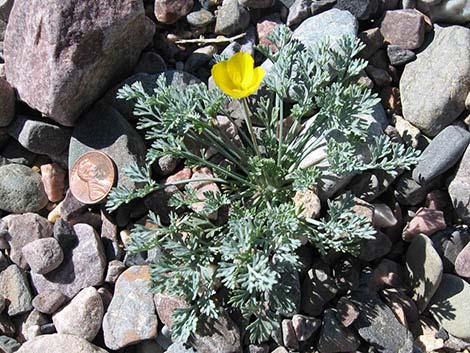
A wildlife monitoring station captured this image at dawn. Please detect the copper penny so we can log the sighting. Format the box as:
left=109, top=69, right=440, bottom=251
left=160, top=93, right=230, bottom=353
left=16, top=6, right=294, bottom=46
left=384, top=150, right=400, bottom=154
left=69, top=151, right=116, bottom=204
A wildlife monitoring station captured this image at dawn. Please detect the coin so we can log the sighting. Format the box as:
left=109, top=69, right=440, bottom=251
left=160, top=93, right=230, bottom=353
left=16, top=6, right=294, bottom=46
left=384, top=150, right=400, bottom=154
left=69, top=151, right=116, bottom=204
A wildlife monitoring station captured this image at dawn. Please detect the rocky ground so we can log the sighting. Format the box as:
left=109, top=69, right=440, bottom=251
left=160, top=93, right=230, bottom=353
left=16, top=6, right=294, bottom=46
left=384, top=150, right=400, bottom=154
left=0, top=0, right=469, bottom=353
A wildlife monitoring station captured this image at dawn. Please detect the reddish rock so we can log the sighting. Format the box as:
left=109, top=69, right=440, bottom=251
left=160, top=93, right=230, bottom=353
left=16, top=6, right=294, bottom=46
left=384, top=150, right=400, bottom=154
left=3, top=213, right=53, bottom=269
left=365, top=65, right=392, bottom=87
left=31, top=223, right=106, bottom=298
left=358, top=27, right=384, bottom=59
left=256, top=15, right=282, bottom=53
left=402, top=207, right=446, bottom=241
left=190, top=167, right=220, bottom=220
left=165, top=167, right=192, bottom=186
left=154, top=293, right=188, bottom=329
left=455, top=242, right=470, bottom=278
left=154, top=0, right=194, bottom=24
left=40, top=163, right=66, bottom=203
left=380, top=9, right=425, bottom=50
left=4, top=0, right=155, bottom=126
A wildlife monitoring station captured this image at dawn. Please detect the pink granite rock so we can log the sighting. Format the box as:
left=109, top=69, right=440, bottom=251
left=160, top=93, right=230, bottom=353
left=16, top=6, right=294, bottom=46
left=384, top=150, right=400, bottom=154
left=40, top=163, right=66, bottom=203
left=380, top=9, right=425, bottom=50
left=4, top=0, right=155, bottom=126
left=155, top=0, right=194, bottom=24
left=402, top=207, right=446, bottom=241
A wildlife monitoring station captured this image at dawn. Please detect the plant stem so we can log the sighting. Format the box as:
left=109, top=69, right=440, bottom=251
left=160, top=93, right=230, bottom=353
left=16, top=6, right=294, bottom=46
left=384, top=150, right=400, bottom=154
left=241, top=98, right=261, bottom=157
left=277, top=94, right=284, bottom=166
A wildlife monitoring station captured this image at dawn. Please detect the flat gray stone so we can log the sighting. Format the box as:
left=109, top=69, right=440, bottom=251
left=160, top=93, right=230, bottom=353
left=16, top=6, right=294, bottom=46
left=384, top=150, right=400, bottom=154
left=214, top=0, right=250, bottom=36
left=8, top=116, right=70, bottom=158
left=0, top=264, right=33, bottom=316
left=400, top=25, right=470, bottom=136
left=102, top=266, right=158, bottom=350
left=16, top=334, right=109, bottom=353
left=351, top=293, right=414, bottom=353
left=31, top=223, right=106, bottom=298
left=406, top=234, right=443, bottom=313
left=293, top=8, right=358, bottom=49
left=317, top=308, right=360, bottom=353
left=429, top=274, right=470, bottom=341
left=0, top=164, right=48, bottom=213
left=190, top=311, right=241, bottom=353
left=412, top=125, right=470, bottom=185
left=69, top=101, right=146, bottom=191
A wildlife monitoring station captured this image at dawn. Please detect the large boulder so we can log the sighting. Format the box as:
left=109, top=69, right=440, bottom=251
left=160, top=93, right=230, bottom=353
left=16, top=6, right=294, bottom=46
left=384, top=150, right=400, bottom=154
left=400, top=25, right=470, bottom=136
left=4, top=0, right=155, bottom=126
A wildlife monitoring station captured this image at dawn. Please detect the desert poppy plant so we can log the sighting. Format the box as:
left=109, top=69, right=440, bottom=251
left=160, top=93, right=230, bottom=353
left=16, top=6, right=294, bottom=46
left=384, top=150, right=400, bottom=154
left=211, top=52, right=265, bottom=99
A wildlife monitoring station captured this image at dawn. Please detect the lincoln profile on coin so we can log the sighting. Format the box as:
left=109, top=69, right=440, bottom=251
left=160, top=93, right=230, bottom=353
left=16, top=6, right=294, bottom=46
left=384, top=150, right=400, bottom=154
left=77, top=157, right=113, bottom=201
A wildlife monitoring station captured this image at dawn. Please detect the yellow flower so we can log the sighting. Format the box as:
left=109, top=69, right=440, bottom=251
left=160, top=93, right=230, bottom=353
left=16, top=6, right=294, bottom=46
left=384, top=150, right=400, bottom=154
left=211, top=52, right=265, bottom=99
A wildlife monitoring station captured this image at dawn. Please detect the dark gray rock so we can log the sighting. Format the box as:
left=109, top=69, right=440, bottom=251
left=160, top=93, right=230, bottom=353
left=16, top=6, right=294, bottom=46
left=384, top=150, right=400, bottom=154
left=406, top=234, right=443, bottom=313
left=31, top=223, right=106, bottom=298
left=69, top=101, right=146, bottom=191
left=400, top=25, right=470, bottom=136
left=335, top=0, right=378, bottom=20
left=277, top=269, right=301, bottom=317
left=387, top=45, right=416, bottom=66
left=394, top=172, right=430, bottom=206
left=8, top=116, right=70, bottom=158
left=4, top=0, right=155, bottom=126
left=301, top=263, right=338, bottom=316
left=291, top=314, right=320, bottom=342
left=349, top=169, right=396, bottom=202
left=318, top=308, right=360, bottom=353
left=359, top=231, right=392, bottom=262
left=351, top=293, right=414, bottom=353
left=134, top=51, right=167, bottom=74
left=429, top=274, right=470, bottom=341
left=0, top=264, right=33, bottom=316
left=214, top=0, right=250, bottom=36
left=0, top=164, right=48, bottom=213
left=0, top=77, right=14, bottom=128
left=239, top=0, right=274, bottom=8
left=190, top=311, right=241, bottom=353
left=22, top=238, right=63, bottom=274
left=412, top=125, right=470, bottom=185
left=449, top=145, right=470, bottom=225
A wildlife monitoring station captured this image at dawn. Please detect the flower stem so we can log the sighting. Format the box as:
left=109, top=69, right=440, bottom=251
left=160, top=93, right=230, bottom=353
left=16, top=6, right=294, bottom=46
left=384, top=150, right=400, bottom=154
left=241, top=98, right=261, bottom=157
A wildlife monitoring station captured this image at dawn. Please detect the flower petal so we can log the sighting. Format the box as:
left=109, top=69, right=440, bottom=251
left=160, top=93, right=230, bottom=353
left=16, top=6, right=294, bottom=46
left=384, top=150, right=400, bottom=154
left=243, top=66, right=265, bottom=96
left=227, top=52, right=254, bottom=89
left=211, top=61, right=236, bottom=96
